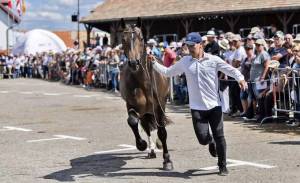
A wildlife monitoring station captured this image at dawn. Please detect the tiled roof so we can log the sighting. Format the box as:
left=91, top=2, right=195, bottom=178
left=81, top=0, right=300, bottom=23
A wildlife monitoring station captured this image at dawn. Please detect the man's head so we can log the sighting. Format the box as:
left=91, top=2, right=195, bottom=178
left=206, top=30, right=216, bottom=43
left=185, top=32, right=203, bottom=57
left=284, top=34, right=293, bottom=45
left=232, top=34, right=242, bottom=48
left=273, top=31, right=284, bottom=47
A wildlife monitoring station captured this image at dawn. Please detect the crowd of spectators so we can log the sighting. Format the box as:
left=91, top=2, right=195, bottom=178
left=1, top=25, right=300, bottom=125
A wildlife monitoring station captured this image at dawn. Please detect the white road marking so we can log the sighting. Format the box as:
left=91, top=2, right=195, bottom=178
left=0, top=91, right=10, bottom=94
left=73, top=94, right=94, bottom=98
left=27, top=135, right=86, bottom=143
left=94, top=144, right=162, bottom=154
left=19, top=91, right=34, bottom=95
left=227, top=159, right=277, bottom=169
left=1, top=126, right=33, bottom=132
left=43, top=93, right=63, bottom=96
left=199, top=159, right=276, bottom=171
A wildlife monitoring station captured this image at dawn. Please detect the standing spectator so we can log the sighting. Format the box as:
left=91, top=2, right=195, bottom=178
left=229, top=34, right=246, bottom=116
left=14, top=56, right=21, bottom=78
left=163, top=45, right=177, bottom=67
left=6, top=55, right=14, bottom=79
left=204, top=30, right=220, bottom=55
left=249, top=39, right=270, bottom=122
left=240, top=44, right=255, bottom=117
left=147, top=39, right=162, bottom=59
left=42, top=53, right=49, bottom=80
left=283, top=34, right=295, bottom=64
left=268, top=31, right=288, bottom=68
left=108, top=49, right=120, bottom=93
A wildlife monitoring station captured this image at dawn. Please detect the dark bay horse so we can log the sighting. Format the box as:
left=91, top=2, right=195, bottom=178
left=119, top=18, right=173, bottom=170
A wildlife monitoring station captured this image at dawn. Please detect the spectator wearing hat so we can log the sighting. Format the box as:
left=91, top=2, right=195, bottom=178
left=204, top=30, right=220, bottom=55
left=268, top=31, right=289, bottom=68
left=248, top=39, right=271, bottom=122
left=240, top=44, right=255, bottom=117
left=147, top=39, right=162, bottom=59
left=149, top=32, right=247, bottom=176
left=229, top=34, right=246, bottom=116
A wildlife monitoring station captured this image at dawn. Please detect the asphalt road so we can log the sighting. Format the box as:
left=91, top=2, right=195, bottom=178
left=0, top=78, right=299, bottom=183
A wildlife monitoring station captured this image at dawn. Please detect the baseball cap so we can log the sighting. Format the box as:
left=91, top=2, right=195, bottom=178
left=185, top=32, right=202, bottom=46
left=274, top=31, right=284, bottom=39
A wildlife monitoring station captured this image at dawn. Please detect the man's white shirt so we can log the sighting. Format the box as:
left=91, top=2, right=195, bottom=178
left=152, top=53, right=244, bottom=110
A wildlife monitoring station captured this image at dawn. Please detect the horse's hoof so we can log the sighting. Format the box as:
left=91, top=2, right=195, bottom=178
left=163, top=161, right=174, bottom=171
left=147, top=150, right=156, bottom=159
left=136, top=139, right=147, bottom=151
left=155, top=138, right=163, bottom=150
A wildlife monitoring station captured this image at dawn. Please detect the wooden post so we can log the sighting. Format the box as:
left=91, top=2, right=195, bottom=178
left=84, top=24, right=92, bottom=47
left=225, top=15, right=240, bottom=32
left=277, top=12, right=295, bottom=33
left=181, top=18, right=193, bottom=35
left=110, top=22, right=119, bottom=47
left=144, top=20, right=154, bottom=40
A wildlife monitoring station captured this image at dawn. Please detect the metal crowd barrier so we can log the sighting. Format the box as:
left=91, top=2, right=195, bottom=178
left=260, top=67, right=300, bottom=126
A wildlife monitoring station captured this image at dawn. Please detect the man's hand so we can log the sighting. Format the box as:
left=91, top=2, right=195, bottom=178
left=147, top=54, right=156, bottom=63
left=239, top=80, right=248, bottom=91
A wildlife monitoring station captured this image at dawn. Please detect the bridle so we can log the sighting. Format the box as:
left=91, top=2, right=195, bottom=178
left=123, top=27, right=144, bottom=68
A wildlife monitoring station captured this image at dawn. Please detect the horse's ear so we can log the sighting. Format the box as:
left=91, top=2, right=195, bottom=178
left=121, top=18, right=126, bottom=29
left=136, top=17, right=142, bottom=28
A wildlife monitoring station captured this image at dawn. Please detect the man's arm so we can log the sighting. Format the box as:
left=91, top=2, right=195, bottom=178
left=216, top=57, right=247, bottom=90
left=150, top=55, right=185, bottom=77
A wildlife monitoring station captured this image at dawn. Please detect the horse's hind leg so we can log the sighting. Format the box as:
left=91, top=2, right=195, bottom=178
left=127, top=109, right=147, bottom=151
left=157, top=126, right=173, bottom=170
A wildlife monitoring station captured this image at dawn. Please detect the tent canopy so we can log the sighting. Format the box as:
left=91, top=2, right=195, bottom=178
left=12, top=29, right=67, bottom=55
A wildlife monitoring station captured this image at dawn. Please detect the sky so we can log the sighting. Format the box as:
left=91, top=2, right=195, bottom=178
left=14, top=0, right=104, bottom=31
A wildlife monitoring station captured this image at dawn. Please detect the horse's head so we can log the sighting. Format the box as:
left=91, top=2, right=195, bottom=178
left=121, top=18, right=144, bottom=72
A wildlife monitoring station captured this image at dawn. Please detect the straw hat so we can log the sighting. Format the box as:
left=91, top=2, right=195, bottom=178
left=268, top=60, right=280, bottom=69
left=218, top=39, right=229, bottom=50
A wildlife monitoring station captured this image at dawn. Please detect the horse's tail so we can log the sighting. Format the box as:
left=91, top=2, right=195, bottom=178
left=140, top=113, right=173, bottom=132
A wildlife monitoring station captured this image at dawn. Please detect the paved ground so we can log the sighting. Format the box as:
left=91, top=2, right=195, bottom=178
left=0, top=78, right=299, bottom=183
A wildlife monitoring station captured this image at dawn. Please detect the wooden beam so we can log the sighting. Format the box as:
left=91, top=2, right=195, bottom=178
left=225, top=15, right=240, bottom=32
left=144, top=20, right=154, bottom=40
left=181, top=18, right=193, bottom=35
left=277, top=12, right=295, bottom=33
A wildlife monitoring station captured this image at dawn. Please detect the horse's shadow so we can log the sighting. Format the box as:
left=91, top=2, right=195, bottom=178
left=43, top=152, right=217, bottom=182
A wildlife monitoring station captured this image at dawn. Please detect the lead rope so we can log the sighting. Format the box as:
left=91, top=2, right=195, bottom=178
left=140, top=55, right=166, bottom=128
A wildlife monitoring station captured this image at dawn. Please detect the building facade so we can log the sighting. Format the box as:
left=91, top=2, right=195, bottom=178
left=81, top=0, right=300, bottom=46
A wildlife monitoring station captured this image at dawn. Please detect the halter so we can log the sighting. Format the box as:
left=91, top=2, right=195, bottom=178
left=123, top=27, right=143, bottom=67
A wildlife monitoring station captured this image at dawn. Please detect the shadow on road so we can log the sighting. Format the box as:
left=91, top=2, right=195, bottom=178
left=269, top=141, right=300, bottom=145
left=43, top=152, right=217, bottom=182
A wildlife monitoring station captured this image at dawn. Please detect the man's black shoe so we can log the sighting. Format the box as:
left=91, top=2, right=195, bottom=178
left=209, top=142, right=217, bottom=157
left=218, top=166, right=229, bottom=176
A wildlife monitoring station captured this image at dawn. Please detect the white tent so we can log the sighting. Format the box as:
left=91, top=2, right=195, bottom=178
left=12, top=29, right=67, bottom=55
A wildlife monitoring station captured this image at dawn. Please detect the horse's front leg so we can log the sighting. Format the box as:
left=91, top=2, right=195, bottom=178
left=157, top=126, right=173, bottom=171
left=127, top=109, right=147, bottom=151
